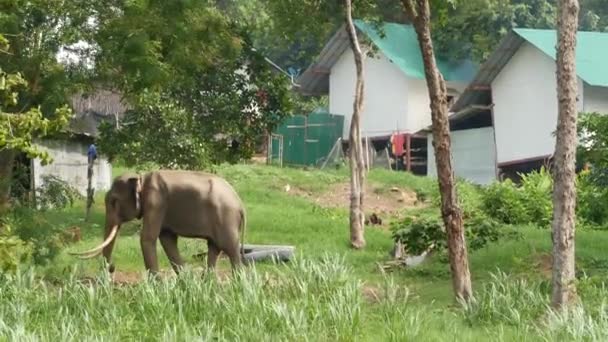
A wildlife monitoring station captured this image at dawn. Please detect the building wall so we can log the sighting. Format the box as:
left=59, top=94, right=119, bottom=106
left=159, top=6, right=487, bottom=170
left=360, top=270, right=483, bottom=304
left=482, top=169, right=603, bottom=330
left=406, top=78, right=468, bottom=133
left=329, top=49, right=470, bottom=141
left=32, top=139, right=112, bottom=197
left=491, top=42, right=584, bottom=164
left=329, top=49, right=409, bottom=140
left=427, top=127, right=497, bottom=185
left=583, top=85, right=608, bottom=114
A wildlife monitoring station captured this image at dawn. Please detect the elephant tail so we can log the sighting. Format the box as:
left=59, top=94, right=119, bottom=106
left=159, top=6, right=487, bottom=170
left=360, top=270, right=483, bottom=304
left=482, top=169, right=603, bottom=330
left=239, top=207, right=246, bottom=261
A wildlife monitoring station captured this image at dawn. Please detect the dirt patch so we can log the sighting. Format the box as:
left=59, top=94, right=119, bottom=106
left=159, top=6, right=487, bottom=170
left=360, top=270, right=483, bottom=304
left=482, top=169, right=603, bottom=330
left=284, top=181, right=422, bottom=220
left=112, top=271, right=144, bottom=285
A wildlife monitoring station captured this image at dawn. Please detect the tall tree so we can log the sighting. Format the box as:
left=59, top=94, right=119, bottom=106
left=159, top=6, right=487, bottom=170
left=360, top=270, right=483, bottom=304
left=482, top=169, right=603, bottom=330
left=263, top=0, right=388, bottom=248
left=551, top=0, right=580, bottom=309
left=0, top=35, right=72, bottom=210
left=344, top=0, right=367, bottom=249
left=0, top=0, right=91, bottom=207
left=400, top=0, right=472, bottom=302
left=93, top=0, right=294, bottom=168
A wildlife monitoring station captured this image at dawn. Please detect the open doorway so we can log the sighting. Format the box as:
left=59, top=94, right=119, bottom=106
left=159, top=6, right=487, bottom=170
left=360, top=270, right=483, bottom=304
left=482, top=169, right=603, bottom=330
left=10, top=153, right=33, bottom=205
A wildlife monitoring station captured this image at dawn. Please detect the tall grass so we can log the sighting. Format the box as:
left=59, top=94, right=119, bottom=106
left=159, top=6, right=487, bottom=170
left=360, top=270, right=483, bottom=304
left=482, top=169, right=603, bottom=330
left=462, top=270, right=550, bottom=327
left=0, top=255, right=363, bottom=341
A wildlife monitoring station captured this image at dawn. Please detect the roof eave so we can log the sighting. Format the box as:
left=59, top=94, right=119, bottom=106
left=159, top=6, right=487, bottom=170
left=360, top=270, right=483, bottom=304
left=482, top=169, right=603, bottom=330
left=451, top=32, right=525, bottom=113
left=296, top=25, right=351, bottom=95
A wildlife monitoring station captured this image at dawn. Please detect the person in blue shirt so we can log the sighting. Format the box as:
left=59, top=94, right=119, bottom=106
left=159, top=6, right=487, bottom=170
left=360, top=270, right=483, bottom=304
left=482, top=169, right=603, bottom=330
left=88, top=143, right=97, bottom=164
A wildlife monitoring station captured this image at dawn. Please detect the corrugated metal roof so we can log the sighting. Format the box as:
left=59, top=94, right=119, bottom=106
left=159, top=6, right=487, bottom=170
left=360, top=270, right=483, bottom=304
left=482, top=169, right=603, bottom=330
left=296, top=25, right=350, bottom=96
left=297, top=20, right=477, bottom=95
left=451, top=28, right=608, bottom=113
left=515, top=28, right=608, bottom=87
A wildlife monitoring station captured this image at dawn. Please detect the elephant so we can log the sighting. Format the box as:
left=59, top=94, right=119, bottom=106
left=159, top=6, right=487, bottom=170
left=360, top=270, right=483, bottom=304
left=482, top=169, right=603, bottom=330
left=70, top=170, right=247, bottom=276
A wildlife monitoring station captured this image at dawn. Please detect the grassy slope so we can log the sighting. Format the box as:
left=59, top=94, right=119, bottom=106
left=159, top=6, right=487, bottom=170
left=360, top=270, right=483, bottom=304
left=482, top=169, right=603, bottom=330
left=28, top=163, right=608, bottom=340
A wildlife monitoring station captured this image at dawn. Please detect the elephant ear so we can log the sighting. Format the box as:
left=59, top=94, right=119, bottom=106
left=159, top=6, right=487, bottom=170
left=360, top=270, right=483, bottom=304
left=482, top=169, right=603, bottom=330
left=127, top=176, right=143, bottom=217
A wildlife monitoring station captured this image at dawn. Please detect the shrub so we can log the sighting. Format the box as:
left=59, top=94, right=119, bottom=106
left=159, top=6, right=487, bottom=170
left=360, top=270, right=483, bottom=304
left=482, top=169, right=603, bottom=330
left=4, top=207, right=65, bottom=265
left=577, top=170, right=608, bottom=227
left=518, top=167, right=553, bottom=227
left=480, top=179, right=529, bottom=225
left=390, top=215, right=446, bottom=256
left=34, top=175, right=83, bottom=210
left=8, top=173, right=82, bottom=210
left=0, top=228, right=32, bottom=273
left=390, top=210, right=517, bottom=257
left=480, top=168, right=553, bottom=228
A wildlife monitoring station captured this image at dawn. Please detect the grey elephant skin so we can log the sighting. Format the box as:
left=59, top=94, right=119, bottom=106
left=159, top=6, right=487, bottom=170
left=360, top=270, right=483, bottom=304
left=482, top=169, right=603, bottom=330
left=71, top=170, right=246, bottom=275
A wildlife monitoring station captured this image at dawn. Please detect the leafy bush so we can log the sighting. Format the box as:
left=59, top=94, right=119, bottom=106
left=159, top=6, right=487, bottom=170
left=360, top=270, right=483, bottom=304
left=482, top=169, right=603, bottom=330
left=9, top=172, right=82, bottom=210
left=577, top=170, right=608, bottom=228
left=480, top=168, right=553, bottom=228
left=390, top=216, right=446, bottom=256
left=518, top=167, right=553, bottom=227
left=0, top=220, right=32, bottom=273
left=390, top=210, right=516, bottom=257
left=427, top=179, right=485, bottom=219
left=481, top=179, right=530, bottom=225
left=35, top=175, right=83, bottom=210
left=3, top=207, right=65, bottom=265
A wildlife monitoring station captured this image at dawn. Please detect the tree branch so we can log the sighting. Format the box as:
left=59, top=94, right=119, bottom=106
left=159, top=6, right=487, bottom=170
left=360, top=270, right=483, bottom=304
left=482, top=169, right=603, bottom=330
left=400, top=0, right=418, bottom=20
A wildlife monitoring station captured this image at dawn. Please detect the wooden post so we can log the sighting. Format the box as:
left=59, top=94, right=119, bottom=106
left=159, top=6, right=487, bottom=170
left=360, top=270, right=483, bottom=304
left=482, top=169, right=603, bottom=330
left=366, top=136, right=371, bottom=171
left=405, top=133, right=412, bottom=172
left=85, top=151, right=95, bottom=222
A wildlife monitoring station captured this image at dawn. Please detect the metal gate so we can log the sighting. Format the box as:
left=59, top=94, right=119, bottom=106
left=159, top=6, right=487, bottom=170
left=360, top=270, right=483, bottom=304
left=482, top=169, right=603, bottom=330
left=269, top=112, right=344, bottom=167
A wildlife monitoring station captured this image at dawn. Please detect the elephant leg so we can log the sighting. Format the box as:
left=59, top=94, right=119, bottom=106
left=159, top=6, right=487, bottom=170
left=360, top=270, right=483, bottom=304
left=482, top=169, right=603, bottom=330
left=223, top=242, right=242, bottom=273
left=159, top=229, right=184, bottom=274
left=207, top=240, right=220, bottom=271
left=140, top=211, right=163, bottom=276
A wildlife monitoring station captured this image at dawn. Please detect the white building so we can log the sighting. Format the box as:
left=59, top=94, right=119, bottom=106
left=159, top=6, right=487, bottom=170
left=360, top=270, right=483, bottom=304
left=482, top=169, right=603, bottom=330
left=25, top=90, right=127, bottom=198
left=426, top=28, right=608, bottom=184
left=297, top=20, right=477, bottom=174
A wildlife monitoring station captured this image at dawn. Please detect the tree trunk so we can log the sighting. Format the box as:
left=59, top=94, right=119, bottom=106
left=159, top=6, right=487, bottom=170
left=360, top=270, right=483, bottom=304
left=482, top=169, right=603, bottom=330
left=401, top=0, right=472, bottom=302
left=551, top=0, right=580, bottom=309
left=0, top=149, right=16, bottom=213
left=344, top=0, right=366, bottom=249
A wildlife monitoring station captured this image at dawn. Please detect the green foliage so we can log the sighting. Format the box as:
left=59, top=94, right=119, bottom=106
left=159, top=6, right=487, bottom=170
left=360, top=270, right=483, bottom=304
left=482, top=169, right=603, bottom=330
left=94, top=1, right=294, bottom=168
left=0, top=62, right=72, bottom=163
left=98, top=91, right=213, bottom=169
left=433, top=0, right=557, bottom=62
left=462, top=271, right=550, bottom=326
left=391, top=215, right=446, bottom=256
left=480, top=168, right=553, bottom=228
left=0, top=221, right=32, bottom=273
left=34, top=175, right=83, bottom=210
left=3, top=207, right=65, bottom=266
left=0, top=0, right=93, bottom=116
left=0, top=256, right=365, bottom=340
left=517, top=167, right=554, bottom=227
left=577, top=170, right=608, bottom=228
left=390, top=209, right=514, bottom=257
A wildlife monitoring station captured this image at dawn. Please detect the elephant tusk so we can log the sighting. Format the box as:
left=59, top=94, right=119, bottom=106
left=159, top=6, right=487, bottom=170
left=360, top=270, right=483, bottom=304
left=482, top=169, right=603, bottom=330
left=68, top=225, right=119, bottom=258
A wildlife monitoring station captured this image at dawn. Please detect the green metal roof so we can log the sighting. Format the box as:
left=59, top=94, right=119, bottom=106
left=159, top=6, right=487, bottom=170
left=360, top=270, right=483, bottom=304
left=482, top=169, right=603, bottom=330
left=354, top=20, right=477, bottom=82
left=514, top=28, right=608, bottom=87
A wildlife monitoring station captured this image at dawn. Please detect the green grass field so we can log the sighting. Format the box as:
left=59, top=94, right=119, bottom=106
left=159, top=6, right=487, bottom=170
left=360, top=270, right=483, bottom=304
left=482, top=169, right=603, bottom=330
left=3, top=163, right=608, bottom=340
